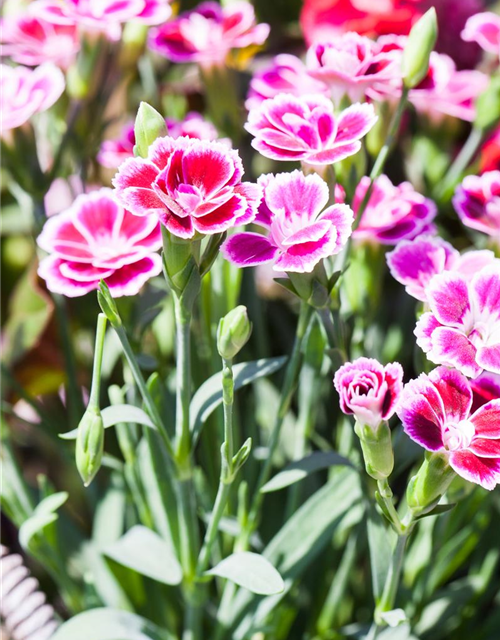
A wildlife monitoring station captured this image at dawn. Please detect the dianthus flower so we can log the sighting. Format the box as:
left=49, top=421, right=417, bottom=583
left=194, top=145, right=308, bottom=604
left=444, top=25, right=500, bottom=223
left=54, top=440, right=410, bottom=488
left=453, top=171, right=500, bottom=241
left=462, top=11, right=500, bottom=57
left=397, top=366, right=500, bottom=490
left=149, top=1, right=269, bottom=65
left=37, top=188, right=162, bottom=297
left=479, top=127, right=500, bottom=174
left=221, top=170, right=353, bottom=273
left=415, top=264, right=500, bottom=378
left=352, top=175, right=436, bottom=245
left=112, top=136, right=261, bottom=239
left=245, top=94, right=377, bottom=165
left=1, top=63, right=65, bottom=132
left=387, top=236, right=497, bottom=302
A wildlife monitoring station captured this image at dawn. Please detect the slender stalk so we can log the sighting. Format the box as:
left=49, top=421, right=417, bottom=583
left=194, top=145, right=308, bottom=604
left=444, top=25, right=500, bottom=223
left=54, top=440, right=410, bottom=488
left=377, top=478, right=403, bottom=535
left=88, top=314, right=107, bottom=408
left=437, top=126, right=483, bottom=198
left=173, top=294, right=193, bottom=464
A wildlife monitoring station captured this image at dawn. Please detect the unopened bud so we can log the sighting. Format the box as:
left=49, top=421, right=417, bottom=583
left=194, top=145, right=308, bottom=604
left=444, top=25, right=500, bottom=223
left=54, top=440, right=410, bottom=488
left=134, top=102, right=167, bottom=158
left=354, top=421, right=394, bottom=480
left=406, top=451, right=456, bottom=516
left=217, top=306, right=252, bottom=360
left=98, top=281, right=121, bottom=326
left=76, top=406, right=104, bottom=486
left=402, top=8, right=438, bottom=89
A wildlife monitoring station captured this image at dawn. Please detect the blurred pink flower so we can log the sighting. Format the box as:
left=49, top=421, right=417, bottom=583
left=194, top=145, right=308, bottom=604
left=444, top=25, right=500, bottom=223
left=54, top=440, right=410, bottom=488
left=479, top=126, right=500, bottom=173
left=306, top=32, right=402, bottom=103
left=471, top=371, right=500, bottom=413
left=453, top=171, right=500, bottom=240
left=113, top=136, right=261, bottom=239
left=1, top=63, right=65, bottom=132
left=397, top=366, right=500, bottom=490
left=245, top=54, right=328, bottom=111
left=221, top=170, right=353, bottom=273
left=415, top=264, right=500, bottom=378
left=352, top=175, right=437, bottom=245
left=334, top=357, right=403, bottom=428
left=246, top=94, right=377, bottom=165
left=462, top=11, right=500, bottom=57
left=0, top=10, right=79, bottom=68
left=387, top=236, right=497, bottom=301
left=149, top=1, right=269, bottom=65
left=98, top=113, right=223, bottom=169
left=37, top=188, right=162, bottom=297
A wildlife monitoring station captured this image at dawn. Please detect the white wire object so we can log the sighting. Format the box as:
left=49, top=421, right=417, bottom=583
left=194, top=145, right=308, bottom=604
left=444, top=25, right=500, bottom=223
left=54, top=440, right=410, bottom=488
left=0, top=545, right=59, bottom=640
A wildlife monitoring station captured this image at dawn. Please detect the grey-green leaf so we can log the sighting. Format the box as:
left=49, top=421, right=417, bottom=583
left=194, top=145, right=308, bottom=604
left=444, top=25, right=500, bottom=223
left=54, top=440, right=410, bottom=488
left=367, top=504, right=395, bottom=600
left=103, top=525, right=182, bottom=585
left=190, top=356, right=286, bottom=443
left=207, top=552, right=284, bottom=595
left=261, top=451, right=353, bottom=493
left=60, top=405, right=156, bottom=440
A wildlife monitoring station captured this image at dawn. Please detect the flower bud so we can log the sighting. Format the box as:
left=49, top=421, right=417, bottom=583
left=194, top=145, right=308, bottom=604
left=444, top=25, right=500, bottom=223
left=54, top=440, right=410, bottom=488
left=134, top=102, right=168, bottom=159
left=355, top=421, right=394, bottom=480
left=76, top=406, right=104, bottom=486
left=475, top=77, right=500, bottom=132
left=97, top=281, right=122, bottom=326
left=402, top=8, right=438, bottom=89
left=406, top=451, right=456, bottom=516
left=217, top=306, right=253, bottom=360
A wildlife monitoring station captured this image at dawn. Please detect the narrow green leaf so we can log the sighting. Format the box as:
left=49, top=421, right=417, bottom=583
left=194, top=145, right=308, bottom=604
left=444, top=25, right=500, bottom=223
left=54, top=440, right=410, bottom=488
left=414, top=503, right=456, bottom=520
left=34, top=491, right=69, bottom=516
left=207, top=552, right=284, bottom=595
left=367, top=504, right=395, bottom=601
left=261, top=451, right=353, bottom=493
left=104, top=525, right=182, bottom=586
left=19, top=513, right=58, bottom=551
left=59, top=405, right=156, bottom=439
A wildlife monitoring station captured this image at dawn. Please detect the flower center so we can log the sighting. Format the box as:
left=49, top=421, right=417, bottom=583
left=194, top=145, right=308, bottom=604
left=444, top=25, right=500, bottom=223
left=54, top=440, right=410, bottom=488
left=442, top=420, right=475, bottom=451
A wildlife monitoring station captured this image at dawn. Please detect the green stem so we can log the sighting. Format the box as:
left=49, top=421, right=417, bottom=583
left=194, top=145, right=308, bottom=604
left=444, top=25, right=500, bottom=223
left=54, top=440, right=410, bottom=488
left=377, top=478, right=403, bottom=535
left=437, top=126, right=483, bottom=199
left=197, top=481, right=232, bottom=575
left=173, top=294, right=193, bottom=464
left=88, top=314, right=107, bottom=408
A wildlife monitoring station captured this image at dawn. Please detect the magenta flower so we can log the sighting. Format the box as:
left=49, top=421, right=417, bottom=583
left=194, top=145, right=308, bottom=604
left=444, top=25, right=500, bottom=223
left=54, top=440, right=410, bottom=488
left=1, top=63, right=65, bottom=132
left=453, top=171, right=500, bottom=241
left=334, top=357, right=403, bottom=429
left=245, top=54, right=328, bottom=111
left=98, top=113, right=223, bottom=169
left=0, top=10, right=79, bottom=68
left=221, top=170, right=353, bottom=273
left=462, top=12, right=500, bottom=57
left=397, top=367, right=500, bottom=490
left=306, top=32, right=402, bottom=103
left=352, top=175, right=437, bottom=245
left=37, top=188, right=162, bottom=298
left=415, top=264, right=500, bottom=379
left=387, top=236, right=497, bottom=302
left=149, top=1, right=270, bottom=66
left=245, top=94, right=377, bottom=165
left=112, top=136, right=261, bottom=239
left=471, top=372, right=500, bottom=414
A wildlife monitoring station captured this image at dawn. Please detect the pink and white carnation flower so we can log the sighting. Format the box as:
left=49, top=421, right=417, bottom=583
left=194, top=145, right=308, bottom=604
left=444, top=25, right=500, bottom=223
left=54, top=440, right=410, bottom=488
left=1, top=62, right=65, bottom=132
left=397, top=366, right=500, bottom=490
left=470, top=372, right=500, bottom=413
left=37, top=188, right=162, bottom=297
left=245, top=54, right=328, bottom=111
left=98, top=113, right=223, bottom=169
left=221, top=170, right=353, bottom=273
left=415, top=264, right=500, bottom=378
left=112, top=136, right=261, bottom=239
left=245, top=94, right=377, bottom=165
left=306, top=32, right=402, bottom=103
left=453, top=171, right=500, bottom=242
left=149, top=1, right=270, bottom=66
left=387, top=236, right=497, bottom=302
left=0, top=9, right=79, bottom=68
left=352, top=175, right=437, bottom=245
left=334, top=357, right=403, bottom=428
left=462, top=12, right=500, bottom=58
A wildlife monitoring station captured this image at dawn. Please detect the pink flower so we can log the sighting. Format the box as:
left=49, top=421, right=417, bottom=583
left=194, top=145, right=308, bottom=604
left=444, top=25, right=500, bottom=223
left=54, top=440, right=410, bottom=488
left=352, top=175, right=437, bottom=245
left=98, top=113, right=223, bottom=169
left=453, top=171, right=500, bottom=241
left=221, top=170, right=353, bottom=273
left=37, top=188, right=162, bottom=297
left=397, top=366, right=500, bottom=490
left=245, top=94, right=377, bottom=165
left=479, top=126, right=500, bottom=174
left=387, top=236, right=497, bottom=301
left=245, top=54, right=328, bottom=111
left=471, top=371, right=500, bottom=413
left=0, top=10, right=79, bottom=68
left=112, top=136, right=261, bottom=239
left=462, top=11, right=500, bottom=57
left=334, top=357, right=403, bottom=428
left=149, top=1, right=270, bottom=66
left=1, top=63, right=65, bottom=132
left=306, top=32, right=402, bottom=103
left=415, top=264, right=500, bottom=378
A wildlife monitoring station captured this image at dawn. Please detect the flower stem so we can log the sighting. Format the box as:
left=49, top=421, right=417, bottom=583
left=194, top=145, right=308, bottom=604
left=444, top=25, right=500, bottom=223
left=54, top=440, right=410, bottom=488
left=377, top=478, right=404, bottom=534
left=88, top=314, right=107, bottom=408
left=437, top=126, right=483, bottom=199
left=173, top=294, right=193, bottom=465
